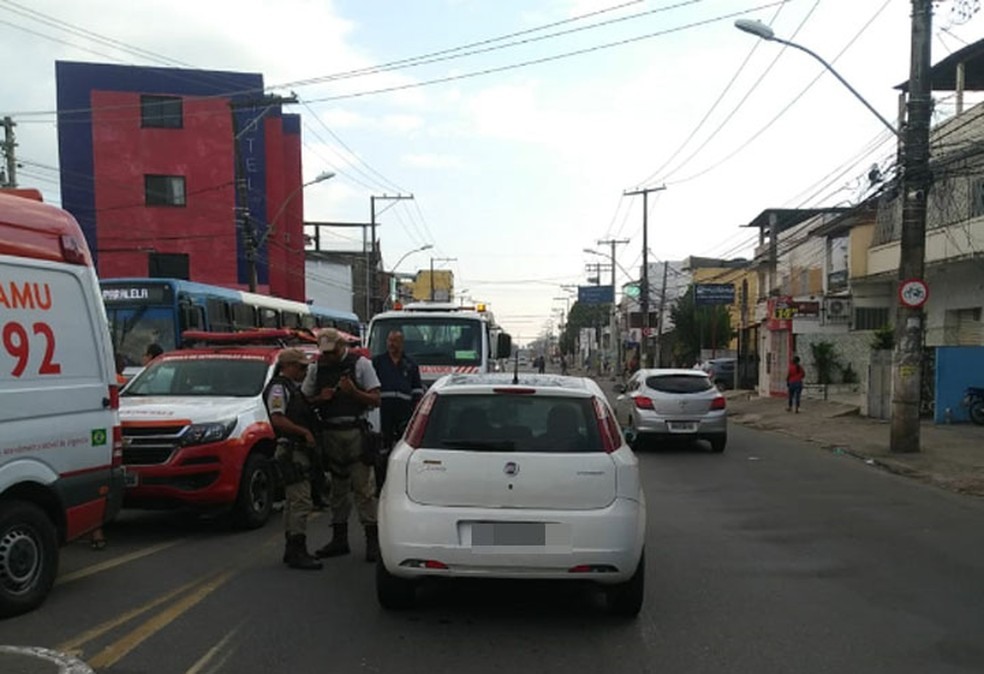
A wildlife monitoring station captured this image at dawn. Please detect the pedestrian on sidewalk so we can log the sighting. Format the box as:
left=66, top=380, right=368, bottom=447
left=787, top=355, right=805, bottom=413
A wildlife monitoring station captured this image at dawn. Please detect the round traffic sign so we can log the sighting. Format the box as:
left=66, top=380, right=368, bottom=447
left=898, top=278, right=929, bottom=309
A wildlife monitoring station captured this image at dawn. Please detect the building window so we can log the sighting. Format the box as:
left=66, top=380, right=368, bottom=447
left=972, top=179, right=984, bottom=218
left=141, top=95, right=183, bottom=128
left=145, top=175, right=186, bottom=207
left=855, top=307, right=890, bottom=331
left=148, top=252, right=189, bottom=280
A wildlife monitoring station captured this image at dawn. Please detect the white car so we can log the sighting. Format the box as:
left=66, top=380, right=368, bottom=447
left=377, top=373, right=646, bottom=616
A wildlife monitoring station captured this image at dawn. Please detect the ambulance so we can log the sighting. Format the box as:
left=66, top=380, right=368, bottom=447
left=0, top=189, right=124, bottom=618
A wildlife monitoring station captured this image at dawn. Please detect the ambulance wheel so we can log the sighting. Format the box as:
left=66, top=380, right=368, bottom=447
left=233, top=453, right=274, bottom=529
left=0, top=500, right=59, bottom=618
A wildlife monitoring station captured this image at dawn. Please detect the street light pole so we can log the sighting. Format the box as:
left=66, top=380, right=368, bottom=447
left=387, top=244, right=433, bottom=306
left=735, top=5, right=932, bottom=455
left=259, top=170, right=335, bottom=248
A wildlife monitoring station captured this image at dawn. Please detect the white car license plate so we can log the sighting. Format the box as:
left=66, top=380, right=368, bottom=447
left=668, top=421, right=697, bottom=433
left=472, top=522, right=545, bottom=547
left=124, top=469, right=139, bottom=488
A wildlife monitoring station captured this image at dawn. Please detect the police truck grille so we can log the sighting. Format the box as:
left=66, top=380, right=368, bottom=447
left=122, top=426, right=187, bottom=465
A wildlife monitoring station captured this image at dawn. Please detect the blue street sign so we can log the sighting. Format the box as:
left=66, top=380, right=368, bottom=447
left=694, top=283, right=735, bottom=305
left=578, top=285, right=614, bottom=304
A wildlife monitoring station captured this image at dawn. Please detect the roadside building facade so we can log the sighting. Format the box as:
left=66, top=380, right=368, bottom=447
left=56, top=61, right=306, bottom=300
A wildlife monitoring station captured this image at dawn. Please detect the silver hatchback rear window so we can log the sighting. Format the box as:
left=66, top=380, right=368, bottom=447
left=645, top=375, right=714, bottom=394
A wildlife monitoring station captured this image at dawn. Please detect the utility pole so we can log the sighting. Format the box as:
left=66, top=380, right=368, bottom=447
left=585, top=261, right=612, bottom=374
left=1, top=116, right=16, bottom=188
left=429, top=257, right=456, bottom=301
left=368, top=194, right=414, bottom=318
left=891, top=0, right=933, bottom=454
left=231, top=94, right=297, bottom=293
left=624, top=186, right=666, bottom=367
left=598, top=238, right=629, bottom=377
left=655, top=260, right=670, bottom=367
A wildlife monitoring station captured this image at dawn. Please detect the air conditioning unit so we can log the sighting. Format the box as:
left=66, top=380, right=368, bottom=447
left=824, top=296, right=852, bottom=324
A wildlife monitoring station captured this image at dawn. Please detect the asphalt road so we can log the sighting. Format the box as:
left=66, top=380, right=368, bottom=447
left=2, top=423, right=983, bottom=674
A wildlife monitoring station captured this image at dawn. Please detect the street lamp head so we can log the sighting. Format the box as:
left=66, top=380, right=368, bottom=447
left=734, top=18, right=775, bottom=40
left=313, top=170, right=336, bottom=183
left=419, top=243, right=434, bottom=252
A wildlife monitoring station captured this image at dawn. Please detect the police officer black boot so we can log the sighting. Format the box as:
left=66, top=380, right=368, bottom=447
left=364, top=524, right=380, bottom=563
left=284, top=534, right=323, bottom=570
left=315, top=523, right=350, bottom=558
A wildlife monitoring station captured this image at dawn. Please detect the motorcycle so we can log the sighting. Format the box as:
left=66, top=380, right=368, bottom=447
left=963, top=386, right=984, bottom=425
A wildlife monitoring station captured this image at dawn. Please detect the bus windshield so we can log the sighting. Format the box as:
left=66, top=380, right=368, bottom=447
left=369, top=317, right=485, bottom=366
left=106, top=306, right=177, bottom=367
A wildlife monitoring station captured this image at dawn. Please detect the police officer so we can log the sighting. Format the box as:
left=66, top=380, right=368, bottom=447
left=371, top=330, right=423, bottom=492
left=263, top=348, right=322, bottom=570
left=302, top=328, right=382, bottom=562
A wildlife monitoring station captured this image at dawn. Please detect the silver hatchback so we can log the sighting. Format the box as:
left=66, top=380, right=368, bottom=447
left=614, top=369, right=727, bottom=452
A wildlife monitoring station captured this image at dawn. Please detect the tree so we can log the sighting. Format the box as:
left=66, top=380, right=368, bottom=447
left=561, top=301, right=610, bottom=355
left=668, top=285, right=734, bottom=366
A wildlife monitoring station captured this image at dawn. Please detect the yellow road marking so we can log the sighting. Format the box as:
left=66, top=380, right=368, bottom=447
left=86, top=570, right=235, bottom=670
left=57, top=575, right=205, bottom=653
left=185, top=621, right=244, bottom=674
left=56, top=540, right=185, bottom=585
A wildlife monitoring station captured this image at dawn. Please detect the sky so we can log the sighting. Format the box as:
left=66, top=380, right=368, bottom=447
left=2, top=0, right=982, bottom=344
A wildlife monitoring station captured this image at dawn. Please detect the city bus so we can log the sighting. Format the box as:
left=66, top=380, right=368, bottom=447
left=100, top=278, right=361, bottom=374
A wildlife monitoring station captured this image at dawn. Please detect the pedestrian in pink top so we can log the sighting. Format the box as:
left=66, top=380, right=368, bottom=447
left=787, top=355, right=805, bottom=413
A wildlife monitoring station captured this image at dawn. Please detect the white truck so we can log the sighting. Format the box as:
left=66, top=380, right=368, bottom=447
left=366, top=302, right=512, bottom=387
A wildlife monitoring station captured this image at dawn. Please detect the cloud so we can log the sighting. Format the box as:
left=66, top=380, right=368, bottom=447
left=401, top=153, right=463, bottom=169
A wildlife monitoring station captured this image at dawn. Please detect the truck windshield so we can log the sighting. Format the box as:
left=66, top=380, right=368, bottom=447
left=106, top=306, right=177, bottom=367
left=369, top=317, right=484, bottom=366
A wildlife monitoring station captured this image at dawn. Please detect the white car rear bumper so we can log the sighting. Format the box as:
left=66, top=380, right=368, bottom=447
left=379, top=494, right=645, bottom=584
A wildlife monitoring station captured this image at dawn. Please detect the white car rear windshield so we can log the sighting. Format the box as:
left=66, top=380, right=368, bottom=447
left=421, top=394, right=602, bottom=453
left=645, top=375, right=714, bottom=394
left=124, top=358, right=270, bottom=397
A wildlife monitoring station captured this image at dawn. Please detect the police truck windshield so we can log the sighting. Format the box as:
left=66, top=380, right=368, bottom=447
left=368, top=317, right=484, bottom=366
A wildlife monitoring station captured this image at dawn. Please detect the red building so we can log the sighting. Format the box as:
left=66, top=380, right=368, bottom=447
left=56, top=61, right=306, bottom=300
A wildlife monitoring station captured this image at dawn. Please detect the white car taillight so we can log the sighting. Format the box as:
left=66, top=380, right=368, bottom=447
left=592, top=397, right=620, bottom=453
left=404, top=392, right=437, bottom=449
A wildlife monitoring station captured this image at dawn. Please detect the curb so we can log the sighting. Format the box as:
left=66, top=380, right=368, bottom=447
left=0, top=646, right=93, bottom=674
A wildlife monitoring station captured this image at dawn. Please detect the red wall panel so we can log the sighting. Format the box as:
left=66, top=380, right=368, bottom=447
left=91, top=91, right=237, bottom=284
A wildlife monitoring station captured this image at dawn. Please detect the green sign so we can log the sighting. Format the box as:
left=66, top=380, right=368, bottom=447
left=91, top=429, right=107, bottom=446
left=624, top=284, right=640, bottom=299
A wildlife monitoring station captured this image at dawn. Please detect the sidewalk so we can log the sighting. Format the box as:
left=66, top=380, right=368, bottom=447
left=576, top=367, right=984, bottom=499
left=724, top=390, right=984, bottom=498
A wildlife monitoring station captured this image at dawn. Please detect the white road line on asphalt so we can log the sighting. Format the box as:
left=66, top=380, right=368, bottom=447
left=55, top=539, right=186, bottom=585
left=185, top=621, right=245, bottom=674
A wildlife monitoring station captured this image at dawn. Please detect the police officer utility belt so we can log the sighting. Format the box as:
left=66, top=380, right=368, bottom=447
left=321, top=417, right=363, bottom=431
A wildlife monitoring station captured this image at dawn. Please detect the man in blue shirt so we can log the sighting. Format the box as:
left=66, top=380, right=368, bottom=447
left=371, top=330, right=424, bottom=492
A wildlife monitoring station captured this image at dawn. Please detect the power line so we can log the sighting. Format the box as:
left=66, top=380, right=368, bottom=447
left=667, top=0, right=894, bottom=186
left=299, top=2, right=790, bottom=105
left=635, top=0, right=795, bottom=187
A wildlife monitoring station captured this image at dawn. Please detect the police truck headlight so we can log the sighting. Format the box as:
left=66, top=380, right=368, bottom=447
left=181, top=420, right=238, bottom=447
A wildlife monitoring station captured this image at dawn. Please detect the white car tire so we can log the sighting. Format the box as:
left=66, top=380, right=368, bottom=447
left=376, top=559, right=417, bottom=610
left=607, top=550, right=645, bottom=618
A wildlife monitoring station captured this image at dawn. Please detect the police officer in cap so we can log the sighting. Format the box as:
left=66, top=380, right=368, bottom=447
left=264, top=348, right=322, bottom=570
left=303, top=328, right=381, bottom=561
